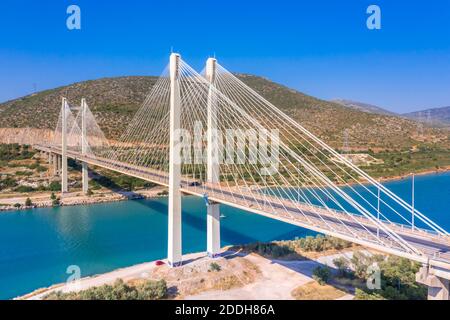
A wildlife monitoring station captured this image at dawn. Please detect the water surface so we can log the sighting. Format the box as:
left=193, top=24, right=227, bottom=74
left=0, top=172, right=448, bottom=299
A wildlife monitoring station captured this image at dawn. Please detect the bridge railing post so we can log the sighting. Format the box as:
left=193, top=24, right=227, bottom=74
left=168, top=53, right=182, bottom=267
left=206, top=57, right=221, bottom=258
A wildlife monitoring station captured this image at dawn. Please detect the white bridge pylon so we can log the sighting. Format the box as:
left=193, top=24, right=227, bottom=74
left=41, top=53, right=450, bottom=275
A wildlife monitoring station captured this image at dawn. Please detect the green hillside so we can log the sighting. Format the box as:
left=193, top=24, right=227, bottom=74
left=0, top=75, right=448, bottom=151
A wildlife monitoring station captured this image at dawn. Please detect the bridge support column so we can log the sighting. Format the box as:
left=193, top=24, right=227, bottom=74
left=81, top=98, right=89, bottom=194
left=416, top=265, right=450, bottom=300
left=57, top=155, right=62, bottom=176
left=81, top=163, right=88, bottom=193
left=206, top=57, right=221, bottom=257
left=61, top=98, right=68, bottom=193
left=52, top=154, right=58, bottom=176
left=167, top=53, right=182, bottom=267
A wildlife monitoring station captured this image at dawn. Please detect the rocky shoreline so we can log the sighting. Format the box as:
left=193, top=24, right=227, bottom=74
left=0, top=187, right=167, bottom=212
left=1, top=168, right=448, bottom=213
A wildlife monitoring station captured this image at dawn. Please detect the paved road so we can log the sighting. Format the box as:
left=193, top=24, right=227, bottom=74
left=35, top=145, right=450, bottom=272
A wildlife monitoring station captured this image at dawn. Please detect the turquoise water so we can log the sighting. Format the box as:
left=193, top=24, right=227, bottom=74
left=0, top=172, right=449, bottom=299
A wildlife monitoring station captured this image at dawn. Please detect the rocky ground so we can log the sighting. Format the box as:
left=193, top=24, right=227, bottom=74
left=21, top=247, right=363, bottom=300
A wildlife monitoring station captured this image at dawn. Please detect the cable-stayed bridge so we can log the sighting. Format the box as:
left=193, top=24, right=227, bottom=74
left=34, top=54, right=450, bottom=299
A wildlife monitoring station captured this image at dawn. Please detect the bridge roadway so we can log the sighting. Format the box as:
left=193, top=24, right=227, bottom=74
left=35, top=145, right=450, bottom=274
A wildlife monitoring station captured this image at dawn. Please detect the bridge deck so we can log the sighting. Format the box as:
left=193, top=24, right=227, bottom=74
left=35, top=145, right=450, bottom=273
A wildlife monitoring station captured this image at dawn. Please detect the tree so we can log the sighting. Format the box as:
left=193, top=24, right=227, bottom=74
left=49, top=181, right=61, bottom=192
left=25, top=197, right=33, bottom=207
left=312, top=266, right=331, bottom=285
left=333, top=257, right=350, bottom=277
left=50, top=192, right=56, bottom=200
left=13, top=203, right=21, bottom=209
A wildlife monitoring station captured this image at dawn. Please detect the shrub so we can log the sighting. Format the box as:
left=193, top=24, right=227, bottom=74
left=355, top=288, right=385, bottom=300
left=25, top=198, right=33, bottom=207
left=295, top=235, right=351, bottom=252
left=333, top=257, right=350, bottom=277
left=209, top=262, right=221, bottom=272
left=347, top=251, right=426, bottom=300
left=15, top=171, right=33, bottom=176
left=136, top=279, right=167, bottom=300
left=0, top=176, right=17, bottom=190
left=14, top=186, right=35, bottom=193
left=44, top=279, right=167, bottom=300
left=312, top=266, right=331, bottom=285
left=48, top=181, right=61, bottom=192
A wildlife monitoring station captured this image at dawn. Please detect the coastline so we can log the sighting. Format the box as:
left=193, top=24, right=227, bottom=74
left=18, top=247, right=361, bottom=300
left=375, top=166, right=450, bottom=184
left=1, top=168, right=448, bottom=212
left=0, top=186, right=167, bottom=212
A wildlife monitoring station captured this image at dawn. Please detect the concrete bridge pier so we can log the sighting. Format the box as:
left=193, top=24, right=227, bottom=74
left=52, top=154, right=58, bottom=176
left=57, top=155, right=62, bottom=176
left=81, top=162, right=89, bottom=194
left=167, top=53, right=182, bottom=267
left=416, top=265, right=450, bottom=300
left=48, top=152, right=53, bottom=166
left=206, top=57, right=221, bottom=258
left=81, top=98, right=89, bottom=194
left=61, top=98, right=68, bottom=193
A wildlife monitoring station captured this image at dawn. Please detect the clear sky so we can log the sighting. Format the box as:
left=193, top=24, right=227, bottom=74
left=0, top=0, right=449, bottom=113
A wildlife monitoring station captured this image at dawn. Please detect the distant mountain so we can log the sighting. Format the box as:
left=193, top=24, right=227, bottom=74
left=331, top=99, right=396, bottom=116
left=403, top=106, right=450, bottom=127
left=0, top=75, right=448, bottom=150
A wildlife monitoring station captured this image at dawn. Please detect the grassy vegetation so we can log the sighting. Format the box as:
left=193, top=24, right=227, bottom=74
left=0, top=144, right=35, bottom=161
left=235, top=235, right=353, bottom=260
left=312, top=266, right=331, bottom=285
left=90, top=169, right=155, bottom=192
left=292, top=281, right=347, bottom=300
left=0, top=143, right=157, bottom=195
left=360, top=146, right=450, bottom=178
left=0, top=176, right=17, bottom=191
left=237, top=236, right=426, bottom=300
left=43, top=279, right=168, bottom=300
left=333, top=251, right=427, bottom=300
left=1, top=75, right=448, bottom=151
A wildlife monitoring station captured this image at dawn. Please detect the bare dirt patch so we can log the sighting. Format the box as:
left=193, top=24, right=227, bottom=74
left=291, top=281, right=347, bottom=300
left=142, top=255, right=261, bottom=298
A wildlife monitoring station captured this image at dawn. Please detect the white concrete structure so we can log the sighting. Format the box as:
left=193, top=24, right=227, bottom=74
left=417, top=265, right=450, bottom=300
left=206, top=57, right=221, bottom=257
left=167, top=53, right=182, bottom=267
left=52, top=154, right=58, bottom=176
left=61, top=98, right=68, bottom=193
left=81, top=98, right=89, bottom=194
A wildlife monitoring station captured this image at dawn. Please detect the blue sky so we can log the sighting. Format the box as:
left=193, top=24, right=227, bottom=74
left=0, top=0, right=449, bottom=113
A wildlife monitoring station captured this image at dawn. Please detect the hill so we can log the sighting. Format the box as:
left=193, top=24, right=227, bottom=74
left=331, top=99, right=396, bottom=116
left=403, top=106, right=450, bottom=128
left=0, top=75, right=448, bottom=150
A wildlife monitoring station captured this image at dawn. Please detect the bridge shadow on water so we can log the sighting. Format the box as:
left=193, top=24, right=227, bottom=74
left=133, top=198, right=261, bottom=245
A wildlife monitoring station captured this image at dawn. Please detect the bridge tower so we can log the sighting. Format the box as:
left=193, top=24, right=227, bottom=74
left=168, top=53, right=182, bottom=267
left=206, top=57, right=221, bottom=257
left=81, top=98, right=89, bottom=194
left=61, top=97, right=68, bottom=193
